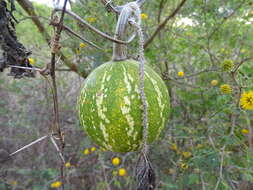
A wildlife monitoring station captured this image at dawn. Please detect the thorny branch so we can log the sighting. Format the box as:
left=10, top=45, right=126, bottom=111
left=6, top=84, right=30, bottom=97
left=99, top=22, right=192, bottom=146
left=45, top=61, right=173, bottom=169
left=17, top=0, right=88, bottom=78
left=144, top=0, right=188, bottom=49
left=245, top=113, right=253, bottom=149
left=100, top=0, right=122, bottom=13
left=100, top=0, right=145, bottom=14
left=59, top=24, right=102, bottom=50
left=50, top=0, right=69, bottom=189
left=53, top=8, right=136, bottom=44
left=208, top=1, right=246, bottom=40
left=231, top=56, right=253, bottom=106
left=50, top=136, right=66, bottom=163
left=214, top=146, right=226, bottom=190
left=158, top=0, right=166, bottom=24
left=0, top=135, right=49, bottom=163
left=100, top=0, right=187, bottom=50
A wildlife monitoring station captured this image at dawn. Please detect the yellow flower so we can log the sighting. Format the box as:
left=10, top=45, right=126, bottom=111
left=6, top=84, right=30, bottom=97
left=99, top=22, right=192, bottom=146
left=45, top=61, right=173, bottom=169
left=240, top=91, right=253, bottom=110
left=91, top=147, right=96, bottom=152
left=211, top=80, right=218, bottom=86
left=79, top=43, right=87, bottom=48
left=196, top=144, right=203, bottom=149
left=65, top=162, right=71, bottom=168
left=140, top=13, right=148, bottom=19
left=241, top=129, right=249, bottom=135
left=220, top=48, right=225, bottom=53
left=76, top=49, right=81, bottom=55
left=112, top=170, right=118, bottom=176
left=28, top=58, right=35, bottom=65
left=168, top=168, right=176, bottom=174
left=112, top=157, right=121, bottom=166
left=194, top=168, right=200, bottom=173
left=220, top=84, right=232, bottom=94
left=118, top=168, right=126, bottom=176
left=180, top=163, right=189, bottom=170
left=222, top=60, right=233, bottom=72
left=240, top=49, right=246, bottom=54
left=10, top=180, right=17, bottom=186
left=50, top=181, right=62, bottom=188
left=87, top=17, right=96, bottom=23
left=100, top=147, right=107, bottom=152
left=83, top=148, right=90, bottom=155
left=170, top=143, right=178, bottom=151
left=182, top=151, right=192, bottom=158
left=178, top=71, right=184, bottom=77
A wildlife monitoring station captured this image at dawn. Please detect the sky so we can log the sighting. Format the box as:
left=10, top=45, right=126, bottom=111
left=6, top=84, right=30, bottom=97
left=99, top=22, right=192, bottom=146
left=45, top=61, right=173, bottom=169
left=30, top=0, right=72, bottom=9
left=32, top=0, right=253, bottom=27
left=30, top=0, right=196, bottom=26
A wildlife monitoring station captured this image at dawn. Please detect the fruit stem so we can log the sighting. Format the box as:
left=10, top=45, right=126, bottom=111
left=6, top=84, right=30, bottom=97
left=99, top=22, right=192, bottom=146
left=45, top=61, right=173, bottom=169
left=112, top=2, right=140, bottom=61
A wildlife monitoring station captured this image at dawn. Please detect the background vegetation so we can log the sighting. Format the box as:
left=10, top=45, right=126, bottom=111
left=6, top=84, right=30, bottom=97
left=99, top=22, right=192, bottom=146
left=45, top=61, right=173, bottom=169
left=0, top=0, right=253, bottom=189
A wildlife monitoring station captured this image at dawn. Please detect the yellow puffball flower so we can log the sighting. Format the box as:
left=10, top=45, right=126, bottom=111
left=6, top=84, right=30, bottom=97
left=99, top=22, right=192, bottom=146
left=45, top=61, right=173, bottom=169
left=211, top=80, right=218, bottom=86
left=222, top=60, right=233, bottom=72
left=168, top=168, right=176, bottom=174
left=170, top=143, right=178, bottom=151
left=79, top=43, right=87, bottom=48
left=10, top=180, right=17, bottom=186
left=112, top=170, right=118, bottom=176
left=240, top=91, right=253, bottom=110
left=140, top=13, right=148, bottom=19
left=100, top=147, right=107, bottom=152
left=240, top=49, right=246, bottom=54
left=220, top=48, right=225, bottom=53
left=112, top=157, right=121, bottom=166
left=50, top=181, right=62, bottom=188
left=76, top=49, right=81, bottom=55
left=220, top=84, right=232, bottom=94
left=83, top=148, right=90, bottom=155
left=180, top=163, right=189, bottom=170
left=118, top=168, right=127, bottom=176
left=182, top=151, right=192, bottom=158
left=194, top=168, right=200, bottom=173
left=91, top=147, right=96, bottom=152
left=241, top=129, right=249, bottom=135
left=65, top=162, right=71, bottom=168
left=196, top=144, right=203, bottom=149
left=28, top=58, right=35, bottom=65
left=178, top=71, right=184, bottom=77
left=87, top=17, right=97, bottom=23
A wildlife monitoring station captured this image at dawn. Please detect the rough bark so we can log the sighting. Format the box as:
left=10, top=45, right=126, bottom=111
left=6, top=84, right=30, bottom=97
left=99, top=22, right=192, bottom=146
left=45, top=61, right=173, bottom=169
left=0, top=0, right=34, bottom=78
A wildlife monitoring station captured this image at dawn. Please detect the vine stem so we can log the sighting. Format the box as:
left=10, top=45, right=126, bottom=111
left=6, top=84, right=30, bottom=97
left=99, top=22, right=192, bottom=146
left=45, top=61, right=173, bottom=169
left=112, top=2, right=156, bottom=189
left=53, top=8, right=135, bottom=45
left=111, top=2, right=149, bottom=151
left=50, top=0, right=69, bottom=189
left=130, top=17, right=149, bottom=154
left=112, top=2, right=140, bottom=60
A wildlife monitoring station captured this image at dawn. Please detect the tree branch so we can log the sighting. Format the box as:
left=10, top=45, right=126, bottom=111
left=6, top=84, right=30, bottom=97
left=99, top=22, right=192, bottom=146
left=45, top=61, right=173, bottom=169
left=53, top=8, right=135, bottom=45
left=144, top=0, right=188, bottom=49
left=16, top=0, right=88, bottom=78
left=100, top=0, right=122, bottom=13
left=49, top=21, right=103, bottom=50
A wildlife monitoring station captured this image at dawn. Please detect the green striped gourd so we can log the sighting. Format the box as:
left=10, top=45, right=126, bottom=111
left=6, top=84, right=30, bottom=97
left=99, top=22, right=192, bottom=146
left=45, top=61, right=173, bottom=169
left=78, top=59, right=170, bottom=153
left=78, top=2, right=170, bottom=153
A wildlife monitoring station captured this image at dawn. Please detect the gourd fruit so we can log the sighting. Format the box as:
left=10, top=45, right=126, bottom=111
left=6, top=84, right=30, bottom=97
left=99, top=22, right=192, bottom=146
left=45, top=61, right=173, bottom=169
left=77, top=2, right=170, bottom=153
left=78, top=59, right=170, bottom=153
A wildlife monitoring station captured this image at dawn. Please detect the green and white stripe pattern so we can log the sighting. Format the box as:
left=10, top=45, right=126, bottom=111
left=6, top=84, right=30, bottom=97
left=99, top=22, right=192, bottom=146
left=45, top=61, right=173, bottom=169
left=78, top=59, right=170, bottom=153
